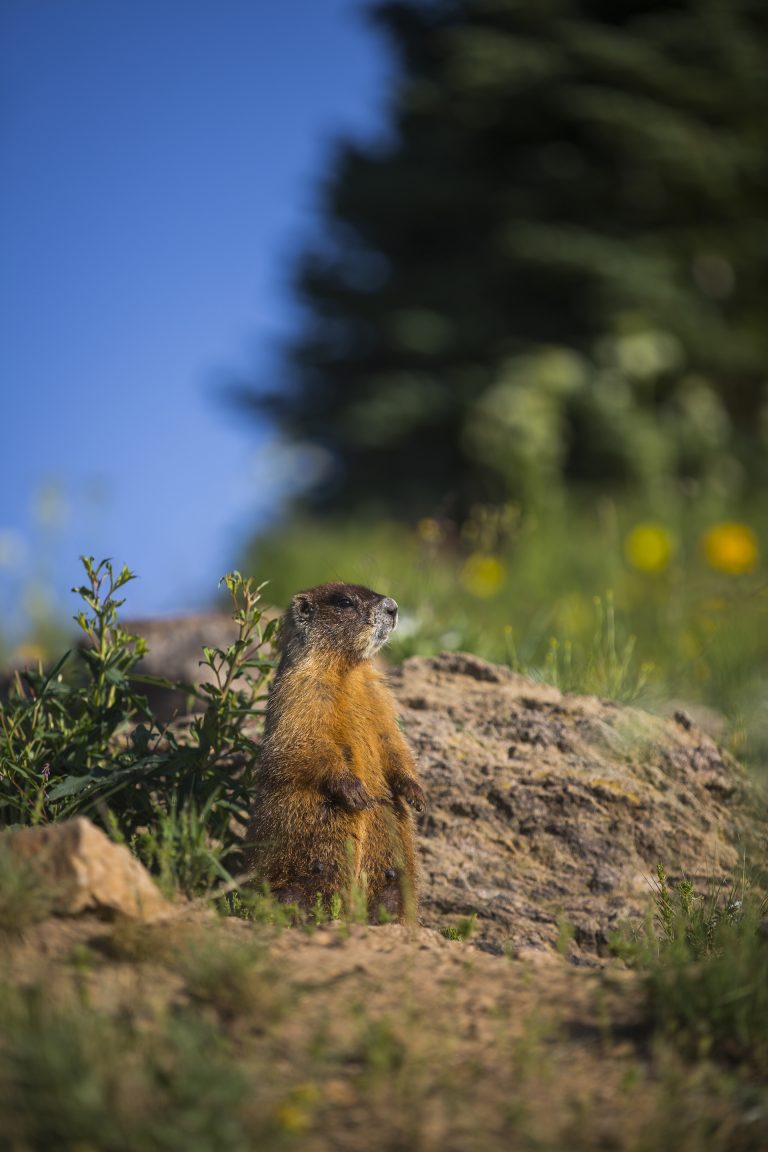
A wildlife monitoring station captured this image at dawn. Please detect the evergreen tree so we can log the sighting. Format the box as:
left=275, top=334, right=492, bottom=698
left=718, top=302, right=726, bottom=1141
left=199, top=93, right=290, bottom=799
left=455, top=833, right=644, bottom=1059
left=239, top=0, right=768, bottom=516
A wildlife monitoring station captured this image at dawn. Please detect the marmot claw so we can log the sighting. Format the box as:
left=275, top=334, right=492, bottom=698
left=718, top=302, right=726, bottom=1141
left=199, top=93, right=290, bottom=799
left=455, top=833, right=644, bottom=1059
left=395, top=779, right=427, bottom=813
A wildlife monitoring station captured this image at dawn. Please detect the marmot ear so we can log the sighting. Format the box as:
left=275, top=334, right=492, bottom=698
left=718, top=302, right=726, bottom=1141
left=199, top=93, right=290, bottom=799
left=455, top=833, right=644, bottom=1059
left=293, top=593, right=313, bottom=623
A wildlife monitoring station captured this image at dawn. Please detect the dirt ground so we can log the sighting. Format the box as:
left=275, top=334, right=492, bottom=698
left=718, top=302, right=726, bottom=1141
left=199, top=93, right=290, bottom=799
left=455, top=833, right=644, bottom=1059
left=3, top=907, right=764, bottom=1151
left=2, top=645, right=766, bottom=1149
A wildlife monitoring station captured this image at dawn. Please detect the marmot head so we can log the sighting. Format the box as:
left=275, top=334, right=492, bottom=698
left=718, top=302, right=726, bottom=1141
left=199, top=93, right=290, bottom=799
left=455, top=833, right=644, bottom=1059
left=280, top=582, right=399, bottom=667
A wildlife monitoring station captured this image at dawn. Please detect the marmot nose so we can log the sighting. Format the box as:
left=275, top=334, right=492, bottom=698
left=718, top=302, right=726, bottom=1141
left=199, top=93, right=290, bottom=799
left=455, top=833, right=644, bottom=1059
left=382, top=596, right=398, bottom=622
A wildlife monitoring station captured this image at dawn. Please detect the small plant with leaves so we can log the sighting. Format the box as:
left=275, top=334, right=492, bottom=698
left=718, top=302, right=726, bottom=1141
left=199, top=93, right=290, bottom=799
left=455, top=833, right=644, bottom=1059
left=441, top=913, right=477, bottom=942
left=616, top=862, right=768, bottom=1074
left=649, top=862, right=750, bottom=961
left=131, top=791, right=235, bottom=900
left=220, top=886, right=301, bottom=929
left=309, top=891, right=344, bottom=926
left=71, top=557, right=153, bottom=748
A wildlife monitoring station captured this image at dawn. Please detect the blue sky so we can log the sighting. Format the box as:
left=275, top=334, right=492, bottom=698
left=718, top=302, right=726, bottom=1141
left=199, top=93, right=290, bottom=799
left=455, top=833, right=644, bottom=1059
left=0, top=0, right=388, bottom=634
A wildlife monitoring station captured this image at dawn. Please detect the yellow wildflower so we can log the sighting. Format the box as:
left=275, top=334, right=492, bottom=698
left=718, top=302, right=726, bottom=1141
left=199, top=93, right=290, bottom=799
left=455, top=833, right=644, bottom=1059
left=460, top=553, right=506, bottom=598
left=624, top=523, right=674, bottom=574
left=701, top=522, right=758, bottom=575
left=276, top=1083, right=320, bottom=1132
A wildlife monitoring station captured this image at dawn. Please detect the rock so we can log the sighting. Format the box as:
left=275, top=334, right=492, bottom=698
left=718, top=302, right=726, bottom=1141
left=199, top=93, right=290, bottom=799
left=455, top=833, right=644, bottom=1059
left=7, top=818, right=171, bottom=922
left=390, top=653, right=760, bottom=961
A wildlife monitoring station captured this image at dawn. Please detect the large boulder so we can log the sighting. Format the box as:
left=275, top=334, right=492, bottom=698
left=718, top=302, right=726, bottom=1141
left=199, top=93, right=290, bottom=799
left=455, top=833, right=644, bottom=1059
left=394, top=653, right=760, bottom=961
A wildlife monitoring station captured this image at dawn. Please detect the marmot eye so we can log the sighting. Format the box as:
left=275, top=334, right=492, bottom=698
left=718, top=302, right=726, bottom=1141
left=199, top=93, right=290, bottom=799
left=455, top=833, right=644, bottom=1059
left=330, top=594, right=354, bottom=609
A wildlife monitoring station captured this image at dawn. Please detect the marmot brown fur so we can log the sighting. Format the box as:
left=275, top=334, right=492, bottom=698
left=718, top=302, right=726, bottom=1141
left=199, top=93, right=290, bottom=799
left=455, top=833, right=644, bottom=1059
left=245, top=582, right=426, bottom=922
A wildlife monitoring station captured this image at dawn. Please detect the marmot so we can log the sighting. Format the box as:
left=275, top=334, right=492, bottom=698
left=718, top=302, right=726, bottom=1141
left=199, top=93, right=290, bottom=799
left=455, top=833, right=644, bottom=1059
left=245, top=582, right=426, bottom=922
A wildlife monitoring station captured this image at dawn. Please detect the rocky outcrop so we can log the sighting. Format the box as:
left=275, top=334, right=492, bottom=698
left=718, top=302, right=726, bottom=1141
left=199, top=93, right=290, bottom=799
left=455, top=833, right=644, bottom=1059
left=394, top=652, right=761, bottom=961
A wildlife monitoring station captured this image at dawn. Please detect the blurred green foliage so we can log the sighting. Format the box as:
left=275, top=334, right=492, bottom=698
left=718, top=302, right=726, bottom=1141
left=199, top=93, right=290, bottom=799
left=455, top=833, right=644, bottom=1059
left=236, top=0, right=768, bottom=518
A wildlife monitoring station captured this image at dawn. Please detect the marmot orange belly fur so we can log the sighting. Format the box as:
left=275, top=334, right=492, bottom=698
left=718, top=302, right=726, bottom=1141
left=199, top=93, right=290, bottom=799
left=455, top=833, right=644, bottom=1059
left=245, top=582, right=426, bottom=921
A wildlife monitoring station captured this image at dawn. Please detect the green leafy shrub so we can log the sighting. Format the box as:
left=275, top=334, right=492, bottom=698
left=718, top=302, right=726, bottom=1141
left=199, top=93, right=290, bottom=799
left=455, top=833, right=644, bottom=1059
left=0, top=558, right=277, bottom=898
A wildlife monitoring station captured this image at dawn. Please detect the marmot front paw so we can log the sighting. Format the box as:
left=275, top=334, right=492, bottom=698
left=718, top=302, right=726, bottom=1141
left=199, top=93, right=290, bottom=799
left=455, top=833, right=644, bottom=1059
left=326, top=773, right=376, bottom=812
